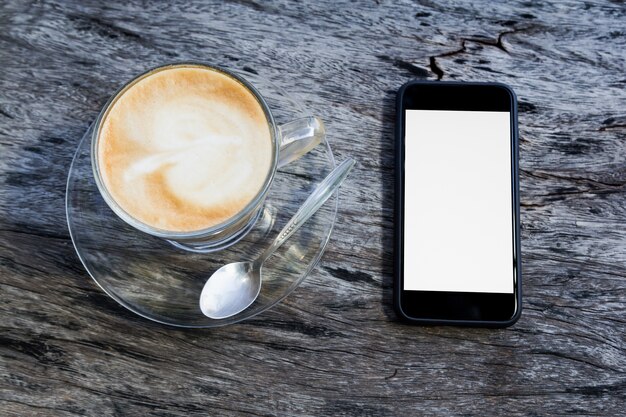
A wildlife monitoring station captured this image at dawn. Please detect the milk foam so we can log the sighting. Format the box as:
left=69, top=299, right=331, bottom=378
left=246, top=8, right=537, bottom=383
left=97, top=66, right=273, bottom=232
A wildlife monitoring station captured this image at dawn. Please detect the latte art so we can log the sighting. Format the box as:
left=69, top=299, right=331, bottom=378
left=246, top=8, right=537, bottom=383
left=97, top=66, right=273, bottom=232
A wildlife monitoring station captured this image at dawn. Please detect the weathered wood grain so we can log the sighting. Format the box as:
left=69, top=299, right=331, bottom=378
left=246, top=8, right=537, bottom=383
left=1, top=0, right=625, bottom=416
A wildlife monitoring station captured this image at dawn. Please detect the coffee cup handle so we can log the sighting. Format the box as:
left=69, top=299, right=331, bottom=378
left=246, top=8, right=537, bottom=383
left=277, top=116, right=325, bottom=168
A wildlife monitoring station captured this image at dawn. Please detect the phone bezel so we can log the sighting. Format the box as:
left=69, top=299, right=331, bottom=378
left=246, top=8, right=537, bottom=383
left=393, top=81, right=522, bottom=327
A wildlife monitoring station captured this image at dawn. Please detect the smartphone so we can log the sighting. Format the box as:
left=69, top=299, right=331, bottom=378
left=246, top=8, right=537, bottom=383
left=394, top=81, right=521, bottom=327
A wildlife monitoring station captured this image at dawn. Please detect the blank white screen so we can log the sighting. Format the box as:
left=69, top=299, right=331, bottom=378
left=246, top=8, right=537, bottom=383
left=404, top=110, right=513, bottom=293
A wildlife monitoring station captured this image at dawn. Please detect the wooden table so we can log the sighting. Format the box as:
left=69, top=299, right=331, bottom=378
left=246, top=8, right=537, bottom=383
left=2, top=1, right=625, bottom=415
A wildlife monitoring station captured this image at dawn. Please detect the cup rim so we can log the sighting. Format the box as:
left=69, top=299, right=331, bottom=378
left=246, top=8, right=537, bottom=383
left=91, top=62, right=280, bottom=239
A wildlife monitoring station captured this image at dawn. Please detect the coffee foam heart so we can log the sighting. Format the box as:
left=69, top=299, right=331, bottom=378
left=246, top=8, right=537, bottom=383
left=97, top=66, right=273, bottom=232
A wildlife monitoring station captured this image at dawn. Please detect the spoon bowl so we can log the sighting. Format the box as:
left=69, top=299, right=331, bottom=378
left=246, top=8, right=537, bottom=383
left=200, top=261, right=261, bottom=319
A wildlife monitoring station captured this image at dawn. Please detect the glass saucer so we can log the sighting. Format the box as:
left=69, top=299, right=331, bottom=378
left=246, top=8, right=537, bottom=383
left=66, top=71, right=337, bottom=328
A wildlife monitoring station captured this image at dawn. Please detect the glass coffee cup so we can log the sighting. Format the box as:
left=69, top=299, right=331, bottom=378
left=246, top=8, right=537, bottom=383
left=91, top=63, right=324, bottom=253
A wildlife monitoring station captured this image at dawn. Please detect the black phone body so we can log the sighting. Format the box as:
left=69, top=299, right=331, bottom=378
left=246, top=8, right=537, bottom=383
left=394, top=81, right=521, bottom=327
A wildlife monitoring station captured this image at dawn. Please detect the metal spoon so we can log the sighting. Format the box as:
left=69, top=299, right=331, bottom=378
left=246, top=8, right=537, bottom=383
left=199, top=158, right=356, bottom=319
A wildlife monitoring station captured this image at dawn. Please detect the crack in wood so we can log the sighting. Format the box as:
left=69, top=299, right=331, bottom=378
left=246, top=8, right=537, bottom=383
left=242, top=65, right=259, bottom=74
left=530, top=349, right=622, bottom=373
left=67, top=14, right=142, bottom=41
left=565, top=382, right=626, bottom=396
left=65, top=13, right=178, bottom=58
left=242, top=318, right=341, bottom=338
left=599, top=124, right=626, bottom=131
left=376, top=55, right=430, bottom=78
left=599, top=116, right=626, bottom=131
left=0, top=255, right=53, bottom=277
left=325, top=266, right=379, bottom=287
left=523, top=253, right=626, bottom=279
left=384, top=368, right=398, bottom=379
left=429, top=56, right=444, bottom=80
left=520, top=169, right=626, bottom=189
left=428, top=28, right=530, bottom=80
left=0, top=335, right=68, bottom=366
left=224, top=0, right=266, bottom=12
left=520, top=201, right=550, bottom=208
left=0, top=227, right=70, bottom=242
left=0, top=108, right=15, bottom=119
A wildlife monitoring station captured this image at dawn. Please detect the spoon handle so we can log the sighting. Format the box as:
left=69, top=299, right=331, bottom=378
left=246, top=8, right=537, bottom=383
left=257, top=158, right=356, bottom=264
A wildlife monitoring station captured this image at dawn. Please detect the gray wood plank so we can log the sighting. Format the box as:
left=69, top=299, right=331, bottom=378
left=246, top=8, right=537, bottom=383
left=1, top=0, right=625, bottom=416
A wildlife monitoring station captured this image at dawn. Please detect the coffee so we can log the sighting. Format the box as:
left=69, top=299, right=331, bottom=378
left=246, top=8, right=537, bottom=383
left=97, top=65, right=273, bottom=232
